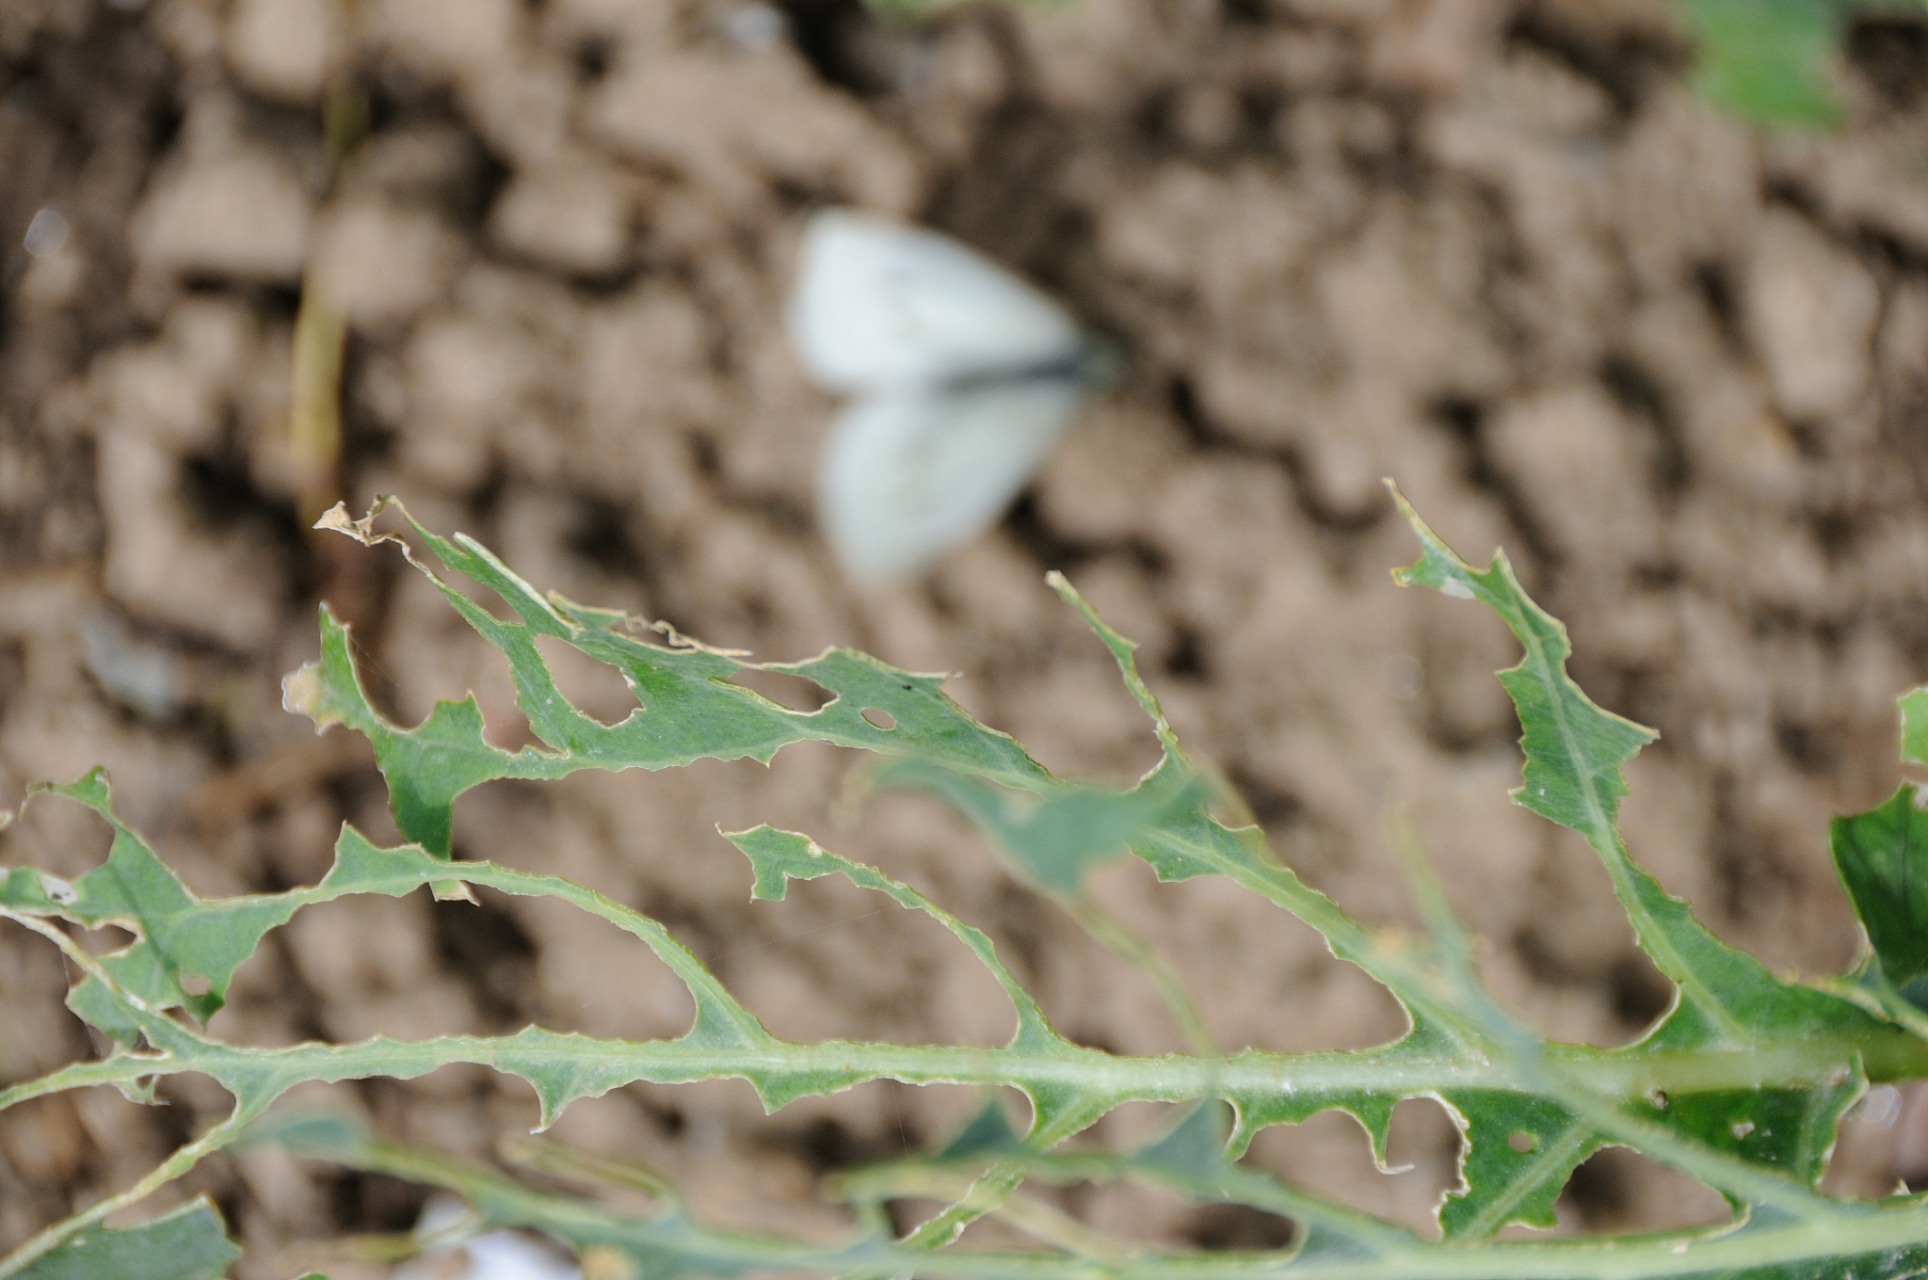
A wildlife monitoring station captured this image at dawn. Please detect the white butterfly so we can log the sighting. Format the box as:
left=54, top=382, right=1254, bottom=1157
left=785, top=209, right=1110, bottom=584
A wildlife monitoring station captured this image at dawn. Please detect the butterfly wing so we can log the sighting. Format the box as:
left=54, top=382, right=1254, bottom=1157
left=786, top=209, right=1087, bottom=392
left=818, top=377, right=1087, bottom=584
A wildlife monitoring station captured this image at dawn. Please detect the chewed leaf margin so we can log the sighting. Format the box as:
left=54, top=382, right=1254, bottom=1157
left=1389, top=485, right=1900, bottom=1215
left=1831, top=685, right=1928, bottom=1030
left=1389, top=485, right=1882, bottom=1032
left=286, top=498, right=1054, bottom=857
left=1, top=769, right=309, bottom=1033
left=12, top=497, right=1928, bottom=1278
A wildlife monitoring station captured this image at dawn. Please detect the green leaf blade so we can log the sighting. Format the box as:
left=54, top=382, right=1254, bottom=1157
left=1900, top=687, right=1928, bottom=768
left=1389, top=493, right=1657, bottom=842
left=1676, top=0, right=1842, bottom=127
left=23, top=496, right=1928, bottom=1278
left=1833, top=783, right=1928, bottom=995
left=1833, top=684, right=1928, bottom=1022
left=1436, top=1092, right=1599, bottom=1237
left=285, top=502, right=1058, bottom=862
left=12, top=1199, right=239, bottom=1280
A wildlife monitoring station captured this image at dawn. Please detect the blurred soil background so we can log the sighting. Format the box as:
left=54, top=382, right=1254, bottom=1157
left=5, top=0, right=1928, bottom=1271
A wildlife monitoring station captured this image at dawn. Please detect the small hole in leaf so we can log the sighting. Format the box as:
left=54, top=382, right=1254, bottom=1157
left=861, top=708, right=896, bottom=730
left=534, top=635, right=637, bottom=728
left=1607, top=952, right=1672, bottom=1030
left=1558, top=1146, right=1728, bottom=1232
left=432, top=888, right=539, bottom=1027
left=1648, top=1089, right=1669, bottom=1110
left=179, top=972, right=210, bottom=996
left=1508, top=1130, right=1537, bottom=1153
left=730, top=668, right=835, bottom=712
left=78, top=923, right=135, bottom=955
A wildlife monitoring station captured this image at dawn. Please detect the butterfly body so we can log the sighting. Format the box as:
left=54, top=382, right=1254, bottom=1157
left=786, top=209, right=1109, bottom=584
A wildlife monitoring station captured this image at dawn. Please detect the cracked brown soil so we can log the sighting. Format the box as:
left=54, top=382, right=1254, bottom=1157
left=5, top=0, right=1928, bottom=1270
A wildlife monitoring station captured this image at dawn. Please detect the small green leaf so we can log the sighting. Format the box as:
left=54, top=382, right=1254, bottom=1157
left=1390, top=497, right=1657, bottom=842
left=3, top=769, right=310, bottom=1029
left=1901, top=687, right=1928, bottom=768
left=1833, top=783, right=1928, bottom=1000
left=1675, top=0, right=1842, bottom=127
left=12, top=1199, right=238, bottom=1280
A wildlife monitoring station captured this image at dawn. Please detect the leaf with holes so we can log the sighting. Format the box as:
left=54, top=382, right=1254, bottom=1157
left=9, top=496, right=1928, bottom=1280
